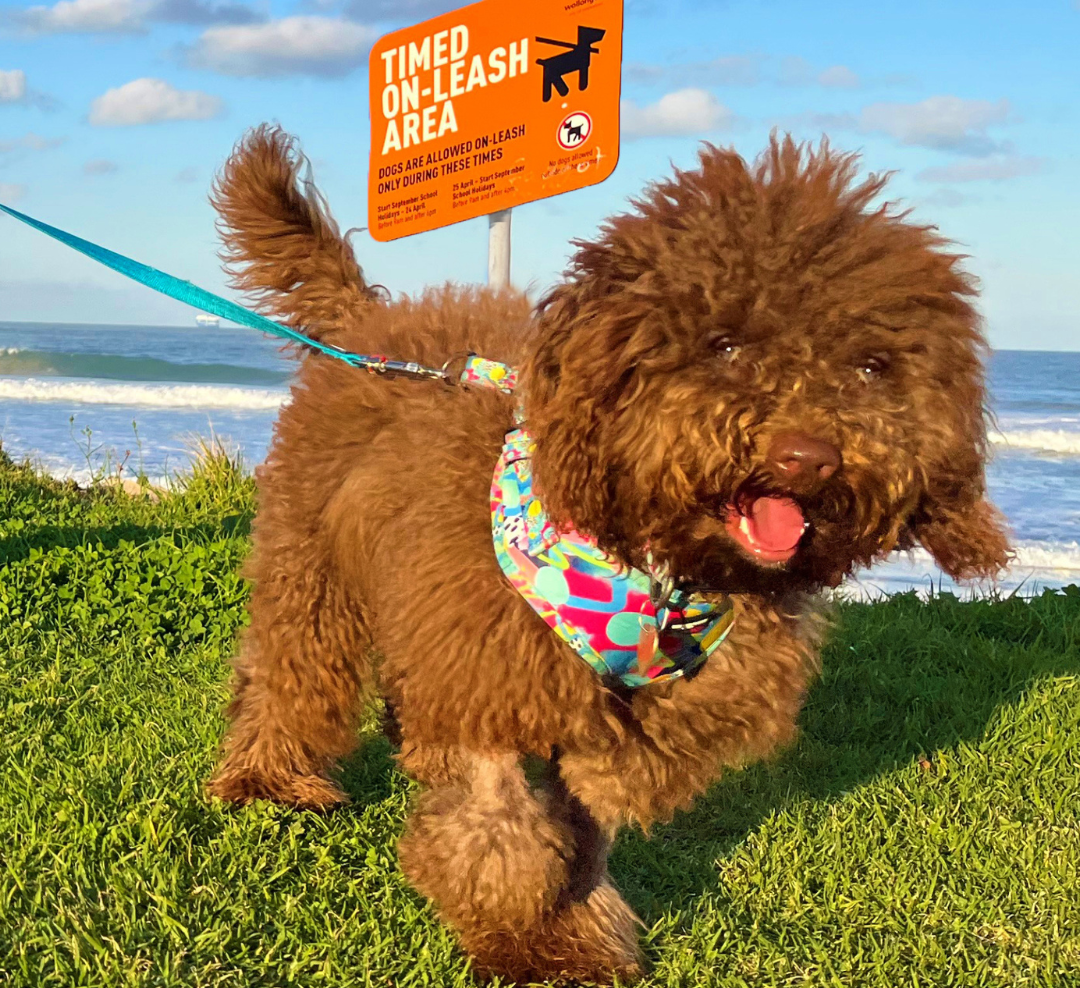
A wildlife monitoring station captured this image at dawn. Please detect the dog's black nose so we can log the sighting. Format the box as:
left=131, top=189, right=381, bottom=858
left=765, top=432, right=841, bottom=492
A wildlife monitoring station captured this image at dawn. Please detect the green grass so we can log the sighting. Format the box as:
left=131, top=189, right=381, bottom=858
left=0, top=445, right=1077, bottom=987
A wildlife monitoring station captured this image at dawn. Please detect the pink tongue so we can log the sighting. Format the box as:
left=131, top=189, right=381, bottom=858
left=746, top=497, right=806, bottom=551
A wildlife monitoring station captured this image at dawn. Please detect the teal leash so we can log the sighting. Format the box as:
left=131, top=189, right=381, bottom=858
left=0, top=201, right=451, bottom=383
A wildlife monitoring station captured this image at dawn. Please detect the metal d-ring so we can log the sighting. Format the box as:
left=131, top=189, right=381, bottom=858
left=441, top=351, right=477, bottom=388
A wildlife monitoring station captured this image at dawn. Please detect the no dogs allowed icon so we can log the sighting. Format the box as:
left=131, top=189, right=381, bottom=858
left=557, top=111, right=592, bottom=150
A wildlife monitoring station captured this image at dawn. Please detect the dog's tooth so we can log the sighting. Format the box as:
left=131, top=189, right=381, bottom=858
left=739, top=516, right=754, bottom=541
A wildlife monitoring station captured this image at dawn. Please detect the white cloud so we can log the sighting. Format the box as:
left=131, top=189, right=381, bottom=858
left=0, top=182, right=27, bottom=202
left=185, top=16, right=376, bottom=77
left=89, top=78, right=224, bottom=126
left=628, top=54, right=761, bottom=87
left=782, top=58, right=862, bottom=88
left=10, top=0, right=261, bottom=33
left=818, top=65, right=860, bottom=89
left=0, top=70, right=58, bottom=110
left=84, top=158, right=119, bottom=175
left=779, top=56, right=813, bottom=86
left=16, top=0, right=148, bottom=34
left=621, top=88, right=735, bottom=139
left=917, top=188, right=973, bottom=208
left=624, top=63, right=665, bottom=85
left=0, top=132, right=66, bottom=154
left=151, top=0, right=262, bottom=25
left=916, top=155, right=1043, bottom=183
left=0, top=69, right=28, bottom=102
left=627, top=55, right=872, bottom=91
left=698, top=55, right=760, bottom=86
left=345, top=0, right=459, bottom=17
left=857, top=96, right=1012, bottom=155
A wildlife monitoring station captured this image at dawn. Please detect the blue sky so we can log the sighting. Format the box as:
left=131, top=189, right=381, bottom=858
left=0, top=0, right=1077, bottom=350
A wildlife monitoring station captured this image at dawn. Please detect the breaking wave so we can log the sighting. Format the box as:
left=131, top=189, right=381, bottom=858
left=897, top=541, right=1080, bottom=573
left=0, top=378, right=288, bottom=410
left=991, top=428, right=1080, bottom=456
left=843, top=539, right=1080, bottom=601
left=1008, top=540, right=1080, bottom=572
left=0, top=346, right=290, bottom=387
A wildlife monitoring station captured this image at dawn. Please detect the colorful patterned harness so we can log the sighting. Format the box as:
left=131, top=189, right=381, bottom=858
left=462, top=356, right=736, bottom=690
left=0, top=206, right=722, bottom=683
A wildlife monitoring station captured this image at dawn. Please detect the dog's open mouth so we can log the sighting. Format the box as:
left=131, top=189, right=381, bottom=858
left=723, top=493, right=809, bottom=563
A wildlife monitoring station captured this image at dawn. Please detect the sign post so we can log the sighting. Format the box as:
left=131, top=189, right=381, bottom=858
left=488, top=209, right=512, bottom=290
left=368, top=0, right=623, bottom=288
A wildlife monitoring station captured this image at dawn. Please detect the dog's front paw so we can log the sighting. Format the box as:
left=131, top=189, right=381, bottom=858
left=464, top=882, right=646, bottom=985
left=206, top=766, right=349, bottom=811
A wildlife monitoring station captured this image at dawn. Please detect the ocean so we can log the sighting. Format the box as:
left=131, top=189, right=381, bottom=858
left=1, top=320, right=1077, bottom=599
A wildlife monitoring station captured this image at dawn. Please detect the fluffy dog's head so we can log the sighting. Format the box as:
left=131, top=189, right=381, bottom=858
left=521, top=135, right=1011, bottom=595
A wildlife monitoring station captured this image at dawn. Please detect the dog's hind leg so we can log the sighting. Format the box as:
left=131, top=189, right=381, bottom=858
left=397, top=747, right=645, bottom=985
left=207, top=552, right=374, bottom=810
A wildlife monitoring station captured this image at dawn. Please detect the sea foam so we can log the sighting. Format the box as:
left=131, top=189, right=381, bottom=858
left=0, top=378, right=288, bottom=410
left=991, top=429, right=1080, bottom=456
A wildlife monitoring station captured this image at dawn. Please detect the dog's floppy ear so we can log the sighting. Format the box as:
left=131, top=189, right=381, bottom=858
left=518, top=286, right=617, bottom=539
left=904, top=342, right=1012, bottom=582
left=908, top=476, right=1012, bottom=582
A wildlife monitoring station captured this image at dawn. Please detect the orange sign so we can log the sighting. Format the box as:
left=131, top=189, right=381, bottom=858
left=368, top=0, right=623, bottom=242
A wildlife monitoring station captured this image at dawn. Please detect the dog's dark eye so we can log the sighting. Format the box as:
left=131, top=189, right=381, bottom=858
left=706, top=331, right=741, bottom=361
left=857, top=352, right=891, bottom=381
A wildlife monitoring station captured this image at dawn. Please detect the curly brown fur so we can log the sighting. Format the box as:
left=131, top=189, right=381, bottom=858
left=522, top=137, right=1010, bottom=593
left=397, top=752, right=644, bottom=983
left=207, top=126, right=1011, bottom=983
left=211, top=125, right=380, bottom=342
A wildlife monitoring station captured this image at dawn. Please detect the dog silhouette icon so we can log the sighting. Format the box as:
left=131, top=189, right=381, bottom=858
left=535, top=27, right=606, bottom=103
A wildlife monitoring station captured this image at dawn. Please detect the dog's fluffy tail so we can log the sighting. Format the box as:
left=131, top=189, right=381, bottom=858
left=212, top=125, right=377, bottom=342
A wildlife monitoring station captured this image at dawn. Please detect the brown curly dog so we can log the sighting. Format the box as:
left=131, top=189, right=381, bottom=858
left=207, top=125, right=1011, bottom=984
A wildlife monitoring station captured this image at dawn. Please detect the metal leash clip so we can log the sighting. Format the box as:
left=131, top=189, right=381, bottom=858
left=649, top=571, right=679, bottom=614
left=440, top=351, right=477, bottom=387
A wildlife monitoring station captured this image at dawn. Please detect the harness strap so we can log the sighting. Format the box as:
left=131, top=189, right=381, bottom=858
left=460, top=355, right=519, bottom=394
left=490, top=427, right=736, bottom=688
